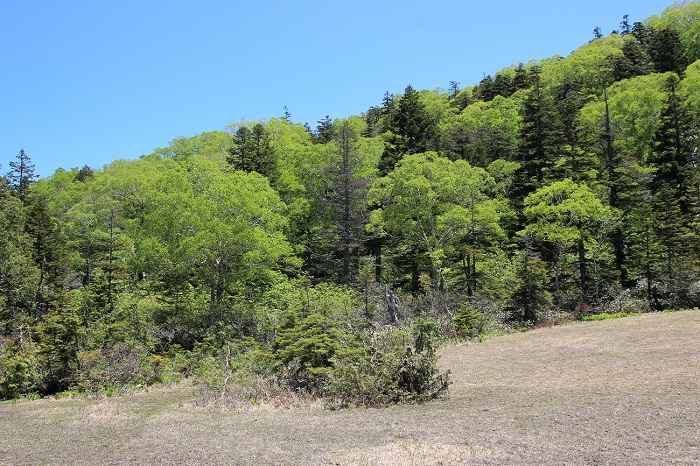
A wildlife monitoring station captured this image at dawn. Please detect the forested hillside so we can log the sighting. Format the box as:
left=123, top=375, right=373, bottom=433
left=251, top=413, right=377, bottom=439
left=2, top=2, right=699, bottom=402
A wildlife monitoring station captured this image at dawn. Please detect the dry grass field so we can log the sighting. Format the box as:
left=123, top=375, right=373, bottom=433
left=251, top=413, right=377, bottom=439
left=1, top=310, right=698, bottom=465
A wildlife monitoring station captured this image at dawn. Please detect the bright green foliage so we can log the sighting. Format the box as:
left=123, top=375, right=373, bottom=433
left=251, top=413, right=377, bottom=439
left=523, top=179, right=618, bottom=302
left=273, top=311, right=345, bottom=390
left=450, top=95, right=522, bottom=166
left=649, top=2, right=700, bottom=63
left=523, top=180, right=617, bottom=248
left=152, top=130, right=233, bottom=163
left=262, top=282, right=364, bottom=392
left=679, top=60, right=700, bottom=112
left=140, top=156, right=296, bottom=321
left=369, top=152, right=504, bottom=292
left=5, top=2, right=700, bottom=404
left=542, top=35, right=625, bottom=93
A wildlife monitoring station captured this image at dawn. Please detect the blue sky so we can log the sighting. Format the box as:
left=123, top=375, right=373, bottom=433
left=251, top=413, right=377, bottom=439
left=1, top=0, right=670, bottom=177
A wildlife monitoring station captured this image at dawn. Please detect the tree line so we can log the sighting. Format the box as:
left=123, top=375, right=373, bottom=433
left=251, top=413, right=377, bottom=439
left=1, top=2, right=699, bottom=402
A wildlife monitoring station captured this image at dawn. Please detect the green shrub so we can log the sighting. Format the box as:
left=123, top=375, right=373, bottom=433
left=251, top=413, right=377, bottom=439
left=454, top=303, right=484, bottom=339
left=0, top=338, right=42, bottom=399
left=325, top=322, right=450, bottom=408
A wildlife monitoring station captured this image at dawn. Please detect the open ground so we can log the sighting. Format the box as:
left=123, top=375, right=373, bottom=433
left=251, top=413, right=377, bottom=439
left=1, top=310, right=698, bottom=465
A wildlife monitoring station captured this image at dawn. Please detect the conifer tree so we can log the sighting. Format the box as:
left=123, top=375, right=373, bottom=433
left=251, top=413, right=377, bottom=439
left=511, top=67, right=555, bottom=216
left=648, top=27, right=688, bottom=75
left=7, top=149, right=36, bottom=203
left=648, top=75, right=699, bottom=296
left=378, top=85, right=437, bottom=175
left=25, top=195, right=67, bottom=321
left=314, top=115, right=335, bottom=145
left=227, top=123, right=276, bottom=181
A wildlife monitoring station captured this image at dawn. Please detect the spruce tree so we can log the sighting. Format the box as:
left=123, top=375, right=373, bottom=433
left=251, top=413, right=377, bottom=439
left=25, top=195, right=67, bottom=321
left=227, top=123, right=276, bottom=180
left=649, top=75, right=699, bottom=282
left=378, top=85, right=437, bottom=175
left=7, top=149, right=36, bottom=203
left=511, top=67, right=555, bottom=216
left=647, top=27, right=688, bottom=75
left=653, top=77, right=697, bottom=213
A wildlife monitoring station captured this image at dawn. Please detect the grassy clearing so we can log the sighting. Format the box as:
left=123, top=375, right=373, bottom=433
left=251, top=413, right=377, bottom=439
left=1, top=310, right=698, bottom=465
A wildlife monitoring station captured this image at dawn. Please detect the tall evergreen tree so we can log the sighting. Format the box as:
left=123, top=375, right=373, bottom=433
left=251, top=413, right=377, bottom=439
left=649, top=75, right=699, bottom=290
left=620, top=15, right=632, bottom=36
left=25, top=195, right=67, bottom=321
left=511, top=67, right=555, bottom=218
left=378, top=85, right=437, bottom=175
left=647, top=27, right=688, bottom=75
left=314, top=115, right=335, bottom=145
left=513, top=63, right=531, bottom=91
left=227, top=123, right=276, bottom=181
left=631, top=22, right=650, bottom=47
left=609, top=39, right=653, bottom=81
left=447, top=81, right=460, bottom=101
left=550, top=79, right=597, bottom=182
left=0, top=177, right=38, bottom=332
left=7, top=149, right=36, bottom=203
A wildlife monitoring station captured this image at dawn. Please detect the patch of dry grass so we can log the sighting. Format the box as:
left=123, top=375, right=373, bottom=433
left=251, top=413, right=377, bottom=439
left=1, top=310, right=698, bottom=465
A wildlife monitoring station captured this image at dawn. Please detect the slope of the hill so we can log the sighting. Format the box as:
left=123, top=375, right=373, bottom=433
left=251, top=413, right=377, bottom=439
left=1, top=310, right=698, bottom=465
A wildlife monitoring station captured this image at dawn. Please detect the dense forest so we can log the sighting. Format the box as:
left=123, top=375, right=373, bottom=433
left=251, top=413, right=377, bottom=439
left=2, top=3, right=700, bottom=404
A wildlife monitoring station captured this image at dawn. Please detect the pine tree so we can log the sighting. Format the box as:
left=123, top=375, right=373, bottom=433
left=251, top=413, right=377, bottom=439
left=609, top=39, right=653, bottom=81
left=512, top=67, right=556, bottom=214
left=650, top=76, right=698, bottom=254
left=314, top=115, right=335, bottom=144
left=447, top=81, right=460, bottom=101
left=227, top=123, right=276, bottom=180
left=7, top=149, right=36, bottom=203
left=308, top=121, right=370, bottom=283
left=0, top=178, right=39, bottom=332
left=378, top=85, right=437, bottom=175
left=647, top=27, right=688, bottom=75
left=649, top=75, right=700, bottom=293
left=513, top=63, right=530, bottom=91
left=620, top=15, right=632, bottom=36
left=550, top=79, right=597, bottom=182
left=25, top=195, right=67, bottom=321
left=363, top=106, right=383, bottom=138
left=475, top=75, right=496, bottom=101
left=508, top=237, right=551, bottom=323
left=631, top=22, right=650, bottom=47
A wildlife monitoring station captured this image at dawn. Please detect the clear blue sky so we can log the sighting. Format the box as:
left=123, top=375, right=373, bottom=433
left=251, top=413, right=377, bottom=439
left=1, top=0, right=670, bottom=177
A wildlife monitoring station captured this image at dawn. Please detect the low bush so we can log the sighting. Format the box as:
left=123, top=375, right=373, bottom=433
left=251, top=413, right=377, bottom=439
left=193, top=317, right=450, bottom=410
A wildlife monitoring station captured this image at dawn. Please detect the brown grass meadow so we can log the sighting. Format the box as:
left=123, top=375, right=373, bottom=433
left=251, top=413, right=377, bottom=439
left=1, top=310, right=698, bottom=465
